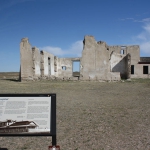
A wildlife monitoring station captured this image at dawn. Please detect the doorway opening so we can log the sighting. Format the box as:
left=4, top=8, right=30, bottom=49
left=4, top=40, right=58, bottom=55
left=72, top=61, right=80, bottom=77
left=48, top=57, right=51, bottom=76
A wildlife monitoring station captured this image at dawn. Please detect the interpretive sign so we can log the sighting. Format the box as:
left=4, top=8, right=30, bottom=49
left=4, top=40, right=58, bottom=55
left=0, top=94, right=56, bottom=137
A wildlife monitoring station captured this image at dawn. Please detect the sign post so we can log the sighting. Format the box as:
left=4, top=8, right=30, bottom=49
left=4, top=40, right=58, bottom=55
left=0, top=94, right=60, bottom=149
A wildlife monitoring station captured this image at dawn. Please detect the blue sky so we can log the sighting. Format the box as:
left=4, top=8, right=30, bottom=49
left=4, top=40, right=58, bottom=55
left=0, top=0, right=150, bottom=72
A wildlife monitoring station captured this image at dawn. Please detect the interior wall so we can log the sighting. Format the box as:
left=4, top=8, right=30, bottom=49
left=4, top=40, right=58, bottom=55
left=32, top=47, right=41, bottom=77
left=110, top=52, right=126, bottom=78
left=42, top=51, right=55, bottom=76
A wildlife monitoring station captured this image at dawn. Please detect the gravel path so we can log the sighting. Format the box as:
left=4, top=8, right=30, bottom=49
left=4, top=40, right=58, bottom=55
left=0, top=77, right=150, bottom=150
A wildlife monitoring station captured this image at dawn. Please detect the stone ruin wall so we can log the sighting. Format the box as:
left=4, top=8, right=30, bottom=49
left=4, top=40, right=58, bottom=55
left=20, top=38, right=81, bottom=81
left=80, top=36, right=132, bottom=81
left=110, top=51, right=131, bottom=79
left=125, top=53, right=131, bottom=79
left=32, top=47, right=41, bottom=78
left=57, top=57, right=81, bottom=80
left=20, top=36, right=141, bottom=81
left=110, top=51, right=127, bottom=79
left=20, top=38, right=56, bottom=81
left=20, top=38, right=33, bottom=80
left=80, top=36, right=113, bottom=81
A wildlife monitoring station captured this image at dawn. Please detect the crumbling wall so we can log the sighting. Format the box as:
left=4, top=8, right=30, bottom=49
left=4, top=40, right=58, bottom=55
left=80, top=36, right=111, bottom=80
left=54, top=56, right=58, bottom=73
left=109, top=46, right=127, bottom=55
left=126, top=45, right=140, bottom=62
left=125, top=53, right=131, bottom=79
left=20, top=36, right=141, bottom=81
left=40, top=51, right=55, bottom=77
left=40, top=51, right=44, bottom=77
left=109, top=45, right=140, bottom=78
left=56, top=57, right=81, bottom=80
left=58, top=58, right=72, bottom=79
left=126, top=46, right=140, bottom=78
left=110, top=51, right=126, bottom=78
left=32, top=47, right=41, bottom=78
left=20, top=38, right=33, bottom=80
left=110, top=52, right=131, bottom=79
left=109, top=46, right=121, bottom=55
left=109, top=72, right=121, bottom=81
left=58, top=58, right=73, bottom=79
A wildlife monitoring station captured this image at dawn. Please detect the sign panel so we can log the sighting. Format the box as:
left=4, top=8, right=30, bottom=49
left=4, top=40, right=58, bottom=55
left=0, top=94, right=56, bottom=136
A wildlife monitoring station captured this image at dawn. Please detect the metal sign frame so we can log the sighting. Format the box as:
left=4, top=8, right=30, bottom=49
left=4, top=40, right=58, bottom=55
left=0, top=93, right=57, bottom=146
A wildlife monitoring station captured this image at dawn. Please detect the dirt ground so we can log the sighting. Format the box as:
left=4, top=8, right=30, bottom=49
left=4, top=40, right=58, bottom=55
left=0, top=73, right=150, bottom=150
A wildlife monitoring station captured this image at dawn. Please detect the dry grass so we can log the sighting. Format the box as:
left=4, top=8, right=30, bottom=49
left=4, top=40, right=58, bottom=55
left=0, top=73, right=150, bottom=150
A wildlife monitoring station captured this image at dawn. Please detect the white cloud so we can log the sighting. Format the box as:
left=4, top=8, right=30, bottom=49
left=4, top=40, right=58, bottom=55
left=0, top=0, right=35, bottom=11
left=39, top=40, right=83, bottom=57
left=120, top=15, right=150, bottom=55
left=135, top=23, right=150, bottom=55
left=120, top=17, right=150, bottom=23
left=142, top=18, right=150, bottom=22
left=140, top=42, right=150, bottom=54
left=143, top=23, right=150, bottom=33
left=126, top=18, right=134, bottom=19
left=136, top=33, right=147, bottom=41
left=135, top=18, right=150, bottom=23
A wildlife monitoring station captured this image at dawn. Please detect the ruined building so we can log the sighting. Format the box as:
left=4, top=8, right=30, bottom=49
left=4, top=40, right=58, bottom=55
left=20, top=35, right=150, bottom=81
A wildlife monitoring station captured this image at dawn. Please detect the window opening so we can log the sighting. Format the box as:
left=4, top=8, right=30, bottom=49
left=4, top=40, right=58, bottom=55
left=131, top=65, right=134, bottom=74
left=121, top=49, right=124, bottom=54
left=62, top=66, right=66, bottom=70
left=143, top=66, right=148, bottom=74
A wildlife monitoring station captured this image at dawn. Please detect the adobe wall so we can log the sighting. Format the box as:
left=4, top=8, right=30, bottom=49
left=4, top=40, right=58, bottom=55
left=137, top=57, right=150, bottom=78
left=109, top=46, right=122, bottom=55
left=110, top=52, right=131, bottom=79
left=57, top=58, right=73, bottom=78
left=126, top=46, right=140, bottom=78
left=132, top=64, right=150, bottom=78
left=20, top=38, right=33, bottom=81
left=109, top=45, right=139, bottom=79
left=32, top=47, right=41, bottom=78
left=57, top=57, right=80, bottom=79
left=20, top=39, right=56, bottom=81
left=20, top=36, right=145, bottom=81
left=80, top=36, right=111, bottom=80
left=54, top=56, right=58, bottom=75
left=40, top=51, right=55, bottom=77
left=125, top=53, right=131, bottom=79
left=110, top=52, right=126, bottom=78
left=126, top=46, right=140, bottom=64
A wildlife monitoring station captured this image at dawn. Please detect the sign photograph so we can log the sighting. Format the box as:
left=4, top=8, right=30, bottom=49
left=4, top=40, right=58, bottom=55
left=0, top=94, right=56, bottom=136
